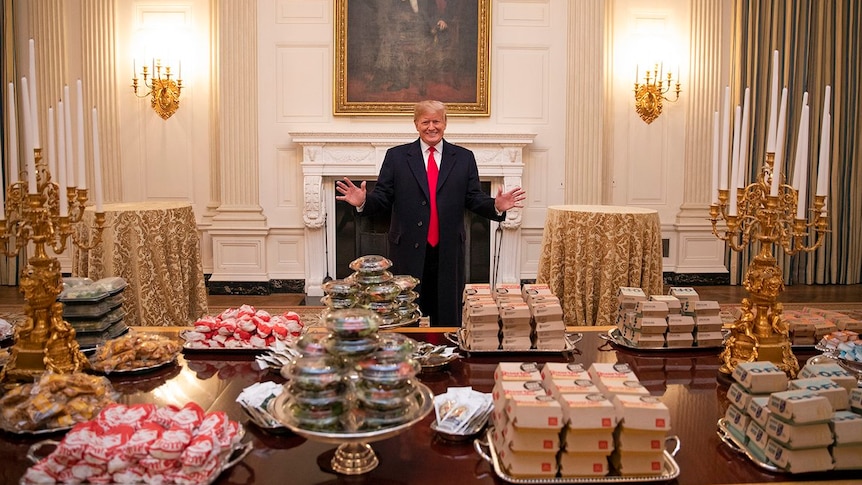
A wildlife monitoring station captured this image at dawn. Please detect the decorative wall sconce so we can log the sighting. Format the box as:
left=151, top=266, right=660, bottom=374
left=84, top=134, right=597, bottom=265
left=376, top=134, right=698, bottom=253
left=131, top=59, right=182, bottom=120
left=633, top=64, right=681, bottom=124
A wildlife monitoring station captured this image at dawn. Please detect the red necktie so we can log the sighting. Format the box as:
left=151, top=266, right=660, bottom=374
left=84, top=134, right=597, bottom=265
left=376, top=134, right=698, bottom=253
left=427, top=146, right=439, bottom=246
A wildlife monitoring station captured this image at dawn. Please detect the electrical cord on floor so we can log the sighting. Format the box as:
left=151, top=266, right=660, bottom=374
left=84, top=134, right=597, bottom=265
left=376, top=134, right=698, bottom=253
left=492, top=224, right=503, bottom=288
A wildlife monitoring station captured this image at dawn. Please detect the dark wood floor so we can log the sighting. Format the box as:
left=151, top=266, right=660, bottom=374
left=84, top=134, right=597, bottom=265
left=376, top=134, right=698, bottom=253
left=1, top=284, right=859, bottom=307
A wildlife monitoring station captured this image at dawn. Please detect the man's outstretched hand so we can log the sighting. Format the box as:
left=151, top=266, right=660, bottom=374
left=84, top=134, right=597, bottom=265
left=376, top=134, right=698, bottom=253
left=335, top=177, right=367, bottom=208
left=494, top=186, right=526, bottom=213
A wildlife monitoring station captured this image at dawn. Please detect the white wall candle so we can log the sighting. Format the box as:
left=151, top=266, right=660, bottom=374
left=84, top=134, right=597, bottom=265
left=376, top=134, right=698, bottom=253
left=711, top=111, right=719, bottom=204
left=792, top=93, right=809, bottom=190
left=20, top=79, right=37, bottom=194
left=719, top=86, right=731, bottom=190
left=816, top=111, right=831, bottom=197
left=766, top=50, right=779, bottom=153
left=738, top=87, right=751, bottom=187
left=816, top=86, right=831, bottom=197
left=63, top=85, right=75, bottom=187
left=28, top=39, right=40, bottom=148
left=794, top=104, right=810, bottom=219
left=47, top=107, right=56, bottom=182
left=91, top=108, right=103, bottom=212
left=76, top=80, right=86, bottom=190
left=57, top=101, right=68, bottom=216
left=770, top=87, right=788, bottom=196
left=729, top=105, right=741, bottom=216
left=7, top=82, right=19, bottom=183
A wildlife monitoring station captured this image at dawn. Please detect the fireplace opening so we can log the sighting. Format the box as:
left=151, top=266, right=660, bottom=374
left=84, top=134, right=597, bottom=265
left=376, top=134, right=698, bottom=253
left=333, top=180, right=492, bottom=282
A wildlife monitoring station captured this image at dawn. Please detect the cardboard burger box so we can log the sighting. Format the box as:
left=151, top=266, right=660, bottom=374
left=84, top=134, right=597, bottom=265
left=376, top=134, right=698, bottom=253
left=767, top=389, right=833, bottom=424
left=666, top=314, right=695, bottom=333
left=562, top=428, right=615, bottom=453
left=788, top=377, right=850, bottom=411
left=635, top=300, right=669, bottom=318
left=494, top=362, right=542, bottom=382
left=764, top=414, right=834, bottom=449
left=745, top=396, right=772, bottom=428
left=504, top=394, right=564, bottom=429
left=763, top=438, right=834, bottom=473
left=798, top=362, right=858, bottom=393
left=830, top=410, right=862, bottom=445
left=649, top=294, right=682, bottom=314
left=613, top=426, right=667, bottom=452
left=560, top=393, right=618, bottom=430
left=497, top=446, right=557, bottom=478
left=732, top=361, right=789, bottom=394
left=502, top=418, right=560, bottom=452
left=609, top=450, right=665, bottom=476
left=558, top=452, right=610, bottom=477
left=612, top=395, right=671, bottom=432
left=542, top=362, right=589, bottom=381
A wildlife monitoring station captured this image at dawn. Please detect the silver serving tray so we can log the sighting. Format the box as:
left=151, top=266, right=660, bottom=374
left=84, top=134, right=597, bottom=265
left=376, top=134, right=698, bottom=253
left=271, top=382, right=434, bottom=441
left=445, top=329, right=582, bottom=354
left=716, top=418, right=781, bottom=473
left=474, top=428, right=681, bottom=483
left=23, top=426, right=253, bottom=485
left=601, top=328, right=726, bottom=352
left=88, top=357, right=179, bottom=376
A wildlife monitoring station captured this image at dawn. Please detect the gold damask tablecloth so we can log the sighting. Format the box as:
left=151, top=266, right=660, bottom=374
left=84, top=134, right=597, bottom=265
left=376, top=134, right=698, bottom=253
left=536, top=205, right=663, bottom=326
left=72, top=201, right=208, bottom=326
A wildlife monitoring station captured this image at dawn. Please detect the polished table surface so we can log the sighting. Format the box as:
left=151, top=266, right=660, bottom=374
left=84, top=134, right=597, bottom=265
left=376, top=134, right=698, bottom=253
left=0, top=327, right=856, bottom=485
left=537, top=205, right=664, bottom=327
left=72, top=201, right=209, bottom=326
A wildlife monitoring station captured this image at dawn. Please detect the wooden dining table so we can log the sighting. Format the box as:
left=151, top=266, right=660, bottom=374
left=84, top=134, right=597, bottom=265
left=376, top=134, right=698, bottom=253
left=0, top=327, right=856, bottom=485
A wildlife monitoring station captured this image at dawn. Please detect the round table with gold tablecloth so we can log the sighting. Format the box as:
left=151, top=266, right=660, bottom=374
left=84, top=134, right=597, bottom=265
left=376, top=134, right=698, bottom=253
left=536, top=205, right=663, bottom=326
left=72, top=201, right=208, bottom=326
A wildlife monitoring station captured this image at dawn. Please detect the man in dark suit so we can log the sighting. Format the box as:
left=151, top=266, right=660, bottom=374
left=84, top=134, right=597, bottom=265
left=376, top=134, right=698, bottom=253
left=336, top=100, right=526, bottom=326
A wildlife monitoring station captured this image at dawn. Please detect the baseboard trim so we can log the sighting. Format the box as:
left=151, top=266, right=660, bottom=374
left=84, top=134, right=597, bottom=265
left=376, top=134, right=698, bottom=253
left=205, top=277, right=305, bottom=295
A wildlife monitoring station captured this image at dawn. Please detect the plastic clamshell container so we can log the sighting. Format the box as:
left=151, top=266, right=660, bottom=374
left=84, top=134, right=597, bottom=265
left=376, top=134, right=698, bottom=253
left=96, top=276, right=128, bottom=296
left=62, top=294, right=123, bottom=319
left=69, top=307, right=127, bottom=333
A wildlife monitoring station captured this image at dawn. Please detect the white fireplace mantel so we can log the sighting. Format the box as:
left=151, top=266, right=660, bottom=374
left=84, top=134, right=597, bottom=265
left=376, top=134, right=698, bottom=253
left=292, top=132, right=535, bottom=296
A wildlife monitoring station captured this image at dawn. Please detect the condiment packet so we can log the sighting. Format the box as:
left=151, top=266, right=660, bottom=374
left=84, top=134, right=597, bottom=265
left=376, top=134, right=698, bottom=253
left=433, top=387, right=493, bottom=434
left=236, top=382, right=284, bottom=417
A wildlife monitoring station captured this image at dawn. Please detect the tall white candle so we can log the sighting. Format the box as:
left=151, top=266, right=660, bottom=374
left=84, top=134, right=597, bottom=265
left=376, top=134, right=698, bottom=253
left=47, top=107, right=56, bottom=182
left=7, top=82, right=19, bottom=183
left=738, top=87, right=751, bottom=187
left=719, top=86, right=731, bottom=190
left=794, top=104, right=810, bottom=219
left=766, top=50, right=779, bottom=152
left=20, top=79, right=37, bottom=194
left=57, top=101, right=68, bottom=216
left=729, top=105, right=742, bottom=216
left=816, top=111, right=831, bottom=197
left=711, top=111, right=719, bottom=204
left=770, top=87, right=788, bottom=196
left=91, top=108, right=103, bottom=212
left=28, top=39, right=40, bottom=148
left=792, top=92, right=809, bottom=190
left=63, top=85, right=75, bottom=187
left=76, top=80, right=86, bottom=190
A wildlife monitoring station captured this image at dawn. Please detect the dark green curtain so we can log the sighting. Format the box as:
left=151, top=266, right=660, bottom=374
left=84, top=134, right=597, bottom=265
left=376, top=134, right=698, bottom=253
left=730, top=0, right=862, bottom=285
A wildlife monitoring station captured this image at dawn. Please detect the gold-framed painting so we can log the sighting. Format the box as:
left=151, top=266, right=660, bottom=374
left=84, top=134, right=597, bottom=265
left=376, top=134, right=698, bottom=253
left=334, top=0, right=491, bottom=116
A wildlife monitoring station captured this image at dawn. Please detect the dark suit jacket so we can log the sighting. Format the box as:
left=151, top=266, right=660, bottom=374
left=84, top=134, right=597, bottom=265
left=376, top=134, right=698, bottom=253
left=361, top=139, right=505, bottom=325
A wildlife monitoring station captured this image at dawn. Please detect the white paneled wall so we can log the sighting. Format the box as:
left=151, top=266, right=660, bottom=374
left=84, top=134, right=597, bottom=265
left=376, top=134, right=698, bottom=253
left=14, top=0, right=733, bottom=285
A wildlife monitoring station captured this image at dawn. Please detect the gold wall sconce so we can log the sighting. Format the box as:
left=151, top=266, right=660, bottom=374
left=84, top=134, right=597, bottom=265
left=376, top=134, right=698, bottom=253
left=131, top=59, right=182, bottom=120
left=633, top=64, right=681, bottom=124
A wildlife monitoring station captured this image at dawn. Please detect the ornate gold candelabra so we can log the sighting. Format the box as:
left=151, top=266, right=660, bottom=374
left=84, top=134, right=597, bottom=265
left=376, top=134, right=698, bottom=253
left=131, top=59, right=182, bottom=120
left=711, top=153, right=828, bottom=378
left=0, top=149, right=107, bottom=382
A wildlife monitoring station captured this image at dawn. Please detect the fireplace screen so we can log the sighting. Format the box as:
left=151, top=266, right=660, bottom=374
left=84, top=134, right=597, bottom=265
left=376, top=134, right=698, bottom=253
left=333, top=181, right=492, bottom=282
